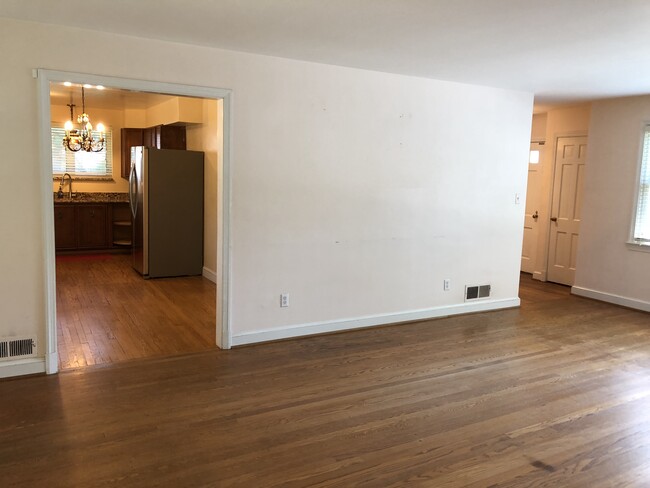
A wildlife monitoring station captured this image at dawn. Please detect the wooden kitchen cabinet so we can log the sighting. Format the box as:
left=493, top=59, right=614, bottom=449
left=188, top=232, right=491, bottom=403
left=142, top=126, right=156, bottom=148
left=143, top=124, right=186, bottom=150
left=77, top=205, right=108, bottom=249
left=120, top=128, right=144, bottom=179
left=54, top=205, right=76, bottom=250
left=158, top=124, right=186, bottom=149
left=54, top=203, right=129, bottom=253
left=121, top=125, right=186, bottom=180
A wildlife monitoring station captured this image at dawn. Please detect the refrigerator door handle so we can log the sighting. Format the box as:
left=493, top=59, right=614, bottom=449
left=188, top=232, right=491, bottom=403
left=129, top=163, right=137, bottom=219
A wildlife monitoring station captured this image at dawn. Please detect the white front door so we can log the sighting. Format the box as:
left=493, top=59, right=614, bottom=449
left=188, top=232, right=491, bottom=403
left=521, top=141, right=544, bottom=273
left=547, top=136, right=588, bottom=285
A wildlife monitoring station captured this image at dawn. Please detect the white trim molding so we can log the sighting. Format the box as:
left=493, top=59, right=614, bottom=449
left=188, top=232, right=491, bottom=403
left=626, top=241, right=650, bottom=253
left=572, top=286, right=650, bottom=313
left=37, top=68, right=234, bottom=375
left=231, top=297, right=520, bottom=346
left=202, top=266, right=217, bottom=283
left=0, top=358, right=46, bottom=379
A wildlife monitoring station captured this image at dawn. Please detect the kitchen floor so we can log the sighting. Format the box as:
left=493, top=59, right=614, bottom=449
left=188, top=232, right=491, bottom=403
left=56, top=253, right=216, bottom=369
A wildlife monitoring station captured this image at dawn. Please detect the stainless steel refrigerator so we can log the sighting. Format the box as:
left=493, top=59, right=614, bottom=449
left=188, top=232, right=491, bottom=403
left=129, top=146, right=204, bottom=278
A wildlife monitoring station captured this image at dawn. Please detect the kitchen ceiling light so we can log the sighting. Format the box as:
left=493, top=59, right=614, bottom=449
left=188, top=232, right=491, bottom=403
left=62, top=86, right=105, bottom=153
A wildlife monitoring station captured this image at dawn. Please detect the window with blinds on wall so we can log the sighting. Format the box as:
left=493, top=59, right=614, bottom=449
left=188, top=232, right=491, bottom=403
left=51, top=127, right=113, bottom=177
left=633, top=126, right=650, bottom=243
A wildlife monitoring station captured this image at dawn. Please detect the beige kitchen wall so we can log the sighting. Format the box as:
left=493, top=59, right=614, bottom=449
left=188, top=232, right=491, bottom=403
left=186, top=99, right=221, bottom=276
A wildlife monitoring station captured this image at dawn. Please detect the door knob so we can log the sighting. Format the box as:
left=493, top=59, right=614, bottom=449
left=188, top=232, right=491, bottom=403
left=532, top=211, right=539, bottom=220
left=550, top=217, right=558, bottom=222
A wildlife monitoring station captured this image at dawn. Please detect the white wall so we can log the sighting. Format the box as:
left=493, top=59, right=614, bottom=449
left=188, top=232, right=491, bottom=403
left=0, top=17, right=532, bottom=367
left=573, top=96, right=650, bottom=309
left=531, top=113, right=547, bottom=142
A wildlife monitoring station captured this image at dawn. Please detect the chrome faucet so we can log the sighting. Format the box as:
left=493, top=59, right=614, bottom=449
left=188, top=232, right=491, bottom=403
left=60, top=173, right=73, bottom=198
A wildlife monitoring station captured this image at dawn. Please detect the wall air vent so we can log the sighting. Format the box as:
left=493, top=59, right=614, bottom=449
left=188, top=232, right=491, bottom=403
left=465, top=284, right=491, bottom=301
left=0, top=337, right=37, bottom=361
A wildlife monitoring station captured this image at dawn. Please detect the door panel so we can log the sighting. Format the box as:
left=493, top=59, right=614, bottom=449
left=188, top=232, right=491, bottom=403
left=54, top=205, right=76, bottom=250
left=147, top=148, right=204, bottom=278
left=77, top=205, right=107, bottom=249
left=547, top=136, right=588, bottom=285
left=521, top=142, right=544, bottom=273
left=575, top=164, right=585, bottom=218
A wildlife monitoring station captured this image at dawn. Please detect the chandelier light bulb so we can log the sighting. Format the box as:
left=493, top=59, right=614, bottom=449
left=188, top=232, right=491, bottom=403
left=96, top=122, right=105, bottom=133
left=64, top=120, right=73, bottom=131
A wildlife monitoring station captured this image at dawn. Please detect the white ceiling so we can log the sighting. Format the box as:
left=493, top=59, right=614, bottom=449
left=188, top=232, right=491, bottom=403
left=4, top=0, right=650, bottom=106
left=50, top=82, right=179, bottom=110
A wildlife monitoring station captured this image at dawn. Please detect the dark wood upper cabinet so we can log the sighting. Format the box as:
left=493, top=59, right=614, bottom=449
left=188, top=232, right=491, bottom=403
left=143, top=126, right=156, bottom=148
left=158, top=125, right=186, bottom=149
left=120, top=128, right=143, bottom=179
left=120, top=125, right=186, bottom=179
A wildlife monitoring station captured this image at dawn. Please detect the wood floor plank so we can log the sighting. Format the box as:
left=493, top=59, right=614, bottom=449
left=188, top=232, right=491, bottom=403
left=2, top=273, right=650, bottom=486
left=55, top=253, right=216, bottom=369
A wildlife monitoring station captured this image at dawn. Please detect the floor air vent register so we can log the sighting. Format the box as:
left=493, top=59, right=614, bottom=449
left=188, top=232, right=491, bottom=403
left=0, top=337, right=37, bottom=360
left=465, top=284, right=491, bottom=301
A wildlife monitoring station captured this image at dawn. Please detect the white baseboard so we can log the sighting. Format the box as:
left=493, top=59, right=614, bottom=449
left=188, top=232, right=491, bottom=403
left=231, top=297, right=520, bottom=346
left=0, top=358, right=46, bottom=379
left=571, top=286, right=650, bottom=313
left=202, top=266, right=217, bottom=283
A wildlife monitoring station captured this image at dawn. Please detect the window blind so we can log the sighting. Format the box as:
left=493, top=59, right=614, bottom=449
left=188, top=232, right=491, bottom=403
left=51, top=127, right=113, bottom=177
left=634, top=127, right=650, bottom=242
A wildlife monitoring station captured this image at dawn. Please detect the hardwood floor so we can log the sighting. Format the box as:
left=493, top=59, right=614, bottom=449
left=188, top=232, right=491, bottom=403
left=2, top=274, right=650, bottom=486
left=56, top=253, right=216, bottom=369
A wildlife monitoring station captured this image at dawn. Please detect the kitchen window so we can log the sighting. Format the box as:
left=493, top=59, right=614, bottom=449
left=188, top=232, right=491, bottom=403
left=51, top=126, right=113, bottom=178
left=631, top=125, right=650, bottom=246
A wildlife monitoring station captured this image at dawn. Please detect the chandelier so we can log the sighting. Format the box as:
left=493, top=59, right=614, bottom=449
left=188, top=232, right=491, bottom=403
left=63, top=86, right=105, bottom=152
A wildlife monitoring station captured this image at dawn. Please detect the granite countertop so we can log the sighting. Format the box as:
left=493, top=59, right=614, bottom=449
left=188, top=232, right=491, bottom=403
left=53, top=192, right=129, bottom=204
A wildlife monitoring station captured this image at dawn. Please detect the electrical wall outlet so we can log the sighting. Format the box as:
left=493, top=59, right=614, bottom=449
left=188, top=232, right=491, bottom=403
left=443, top=279, right=451, bottom=291
left=280, top=293, right=289, bottom=307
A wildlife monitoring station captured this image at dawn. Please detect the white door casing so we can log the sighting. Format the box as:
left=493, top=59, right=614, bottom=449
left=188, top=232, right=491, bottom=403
left=37, top=69, right=233, bottom=374
left=521, top=141, right=544, bottom=273
left=547, top=136, right=588, bottom=285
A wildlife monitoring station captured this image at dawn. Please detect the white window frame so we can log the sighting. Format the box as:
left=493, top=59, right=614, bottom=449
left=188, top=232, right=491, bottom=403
left=628, top=124, right=650, bottom=252
left=51, top=125, right=114, bottom=180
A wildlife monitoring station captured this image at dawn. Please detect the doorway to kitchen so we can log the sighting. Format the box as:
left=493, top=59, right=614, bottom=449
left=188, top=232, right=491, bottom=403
left=38, top=70, right=232, bottom=374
